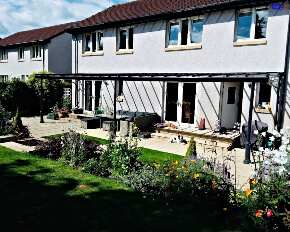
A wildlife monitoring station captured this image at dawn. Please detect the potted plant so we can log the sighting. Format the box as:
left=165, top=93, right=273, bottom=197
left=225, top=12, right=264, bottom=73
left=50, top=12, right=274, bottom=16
left=47, top=104, right=59, bottom=120
left=72, top=107, right=83, bottom=114
left=57, top=107, right=68, bottom=118
left=137, top=131, right=151, bottom=139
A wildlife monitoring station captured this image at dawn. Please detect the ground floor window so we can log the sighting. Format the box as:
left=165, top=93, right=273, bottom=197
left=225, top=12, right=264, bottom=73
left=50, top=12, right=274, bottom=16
left=256, top=82, right=271, bottom=108
left=83, top=81, right=102, bottom=113
left=0, top=75, right=8, bottom=82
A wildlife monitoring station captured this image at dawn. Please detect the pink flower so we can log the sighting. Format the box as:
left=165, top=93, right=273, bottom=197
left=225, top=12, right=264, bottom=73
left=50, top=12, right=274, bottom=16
left=257, top=209, right=262, bottom=213
left=267, top=209, right=273, bottom=217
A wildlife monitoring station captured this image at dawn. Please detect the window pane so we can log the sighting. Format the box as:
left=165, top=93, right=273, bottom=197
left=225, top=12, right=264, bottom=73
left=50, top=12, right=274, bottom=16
left=169, top=22, right=179, bottom=46
left=128, top=28, right=133, bottom=49
left=236, top=12, right=252, bottom=40
left=191, top=19, right=203, bottom=43
left=92, top=32, right=96, bottom=52
left=259, top=83, right=271, bottom=104
left=255, top=9, right=268, bottom=39
left=99, top=32, right=103, bottom=51
left=227, top=87, right=236, bottom=104
left=119, top=30, right=126, bottom=49
left=85, top=34, right=91, bottom=51
left=32, top=46, right=36, bottom=58
left=181, top=20, right=188, bottom=45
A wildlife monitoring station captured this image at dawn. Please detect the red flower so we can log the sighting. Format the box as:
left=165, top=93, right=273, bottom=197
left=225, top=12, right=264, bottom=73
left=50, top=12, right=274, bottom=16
left=152, top=159, right=156, bottom=163
left=267, top=209, right=273, bottom=217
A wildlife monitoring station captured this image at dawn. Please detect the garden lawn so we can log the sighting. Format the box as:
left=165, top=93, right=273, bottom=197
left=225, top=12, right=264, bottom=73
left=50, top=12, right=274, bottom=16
left=43, top=134, right=183, bottom=164
left=0, top=146, right=243, bottom=232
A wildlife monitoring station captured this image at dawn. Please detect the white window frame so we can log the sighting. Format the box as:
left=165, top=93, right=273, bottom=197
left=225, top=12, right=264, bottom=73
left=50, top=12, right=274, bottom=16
left=82, top=31, right=104, bottom=54
left=18, top=47, right=24, bottom=61
left=117, top=27, right=133, bottom=51
left=0, top=49, right=8, bottom=61
left=235, top=6, right=269, bottom=42
left=31, top=45, right=41, bottom=60
left=0, top=75, right=8, bottom=82
left=166, top=16, right=204, bottom=48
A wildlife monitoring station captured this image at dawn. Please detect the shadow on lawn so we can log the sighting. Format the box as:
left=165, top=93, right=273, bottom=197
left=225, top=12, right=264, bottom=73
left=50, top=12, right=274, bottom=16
left=0, top=160, right=241, bottom=232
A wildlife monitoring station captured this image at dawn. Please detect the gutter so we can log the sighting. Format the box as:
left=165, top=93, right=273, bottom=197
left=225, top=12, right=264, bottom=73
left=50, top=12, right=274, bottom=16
left=67, top=0, right=277, bottom=33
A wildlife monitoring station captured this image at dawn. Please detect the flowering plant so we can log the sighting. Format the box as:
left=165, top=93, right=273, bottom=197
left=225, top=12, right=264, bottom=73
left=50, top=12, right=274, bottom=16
left=244, top=128, right=290, bottom=230
left=138, top=131, right=150, bottom=136
left=57, top=107, right=68, bottom=114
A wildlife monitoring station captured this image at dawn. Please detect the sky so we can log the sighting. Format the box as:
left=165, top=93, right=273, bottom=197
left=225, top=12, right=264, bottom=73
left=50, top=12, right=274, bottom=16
left=0, top=0, right=135, bottom=39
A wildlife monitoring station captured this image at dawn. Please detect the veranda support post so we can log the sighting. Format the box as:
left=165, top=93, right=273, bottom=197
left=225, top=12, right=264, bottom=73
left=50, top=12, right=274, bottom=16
left=40, top=78, right=44, bottom=123
left=244, top=82, right=255, bottom=164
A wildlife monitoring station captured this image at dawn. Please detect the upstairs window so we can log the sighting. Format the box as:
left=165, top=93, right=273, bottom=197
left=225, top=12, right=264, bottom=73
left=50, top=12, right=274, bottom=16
left=235, top=7, right=268, bottom=41
left=167, top=16, right=204, bottom=48
left=0, top=49, right=8, bottom=61
left=18, top=47, right=24, bottom=60
left=117, top=27, right=133, bottom=51
left=83, top=31, right=103, bottom=53
left=31, top=45, right=41, bottom=59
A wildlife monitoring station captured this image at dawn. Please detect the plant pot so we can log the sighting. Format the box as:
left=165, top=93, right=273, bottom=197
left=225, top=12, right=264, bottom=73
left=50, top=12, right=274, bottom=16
left=58, top=113, right=66, bottom=118
left=73, top=109, right=83, bottom=114
left=47, top=115, right=58, bottom=120
left=137, top=134, right=151, bottom=139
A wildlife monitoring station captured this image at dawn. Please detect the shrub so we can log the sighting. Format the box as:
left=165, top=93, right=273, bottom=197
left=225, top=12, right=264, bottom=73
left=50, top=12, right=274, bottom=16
left=32, top=137, right=62, bottom=159
left=0, top=105, right=11, bottom=136
left=185, top=136, right=196, bottom=158
left=0, top=78, right=38, bottom=114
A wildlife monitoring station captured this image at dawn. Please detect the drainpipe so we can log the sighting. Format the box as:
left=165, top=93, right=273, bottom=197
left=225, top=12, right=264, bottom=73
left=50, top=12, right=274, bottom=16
left=280, top=7, right=290, bottom=130
left=74, top=34, right=79, bottom=108
left=244, top=82, right=255, bottom=164
left=114, top=78, right=117, bottom=135
left=42, top=44, right=45, bottom=71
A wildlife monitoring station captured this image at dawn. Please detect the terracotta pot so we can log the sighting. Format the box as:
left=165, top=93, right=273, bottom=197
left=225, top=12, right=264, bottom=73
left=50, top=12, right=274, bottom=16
left=58, top=113, right=66, bottom=118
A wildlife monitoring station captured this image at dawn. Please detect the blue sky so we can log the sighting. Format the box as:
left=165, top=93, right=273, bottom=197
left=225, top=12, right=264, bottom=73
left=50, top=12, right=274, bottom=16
left=0, top=0, right=135, bottom=39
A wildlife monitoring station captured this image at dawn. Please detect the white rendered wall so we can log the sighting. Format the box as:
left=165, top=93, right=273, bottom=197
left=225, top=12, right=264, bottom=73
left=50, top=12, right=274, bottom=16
left=73, top=6, right=289, bottom=130
left=0, top=45, right=48, bottom=79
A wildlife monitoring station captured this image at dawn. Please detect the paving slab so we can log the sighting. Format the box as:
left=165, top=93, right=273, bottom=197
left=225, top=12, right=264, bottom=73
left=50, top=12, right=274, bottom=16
left=1, top=142, right=35, bottom=153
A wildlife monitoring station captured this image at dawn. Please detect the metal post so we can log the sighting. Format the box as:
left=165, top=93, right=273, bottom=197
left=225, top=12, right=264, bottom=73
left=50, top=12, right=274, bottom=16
left=274, top=77, right=281, bottom=128
left=114, top=79, right=117, bottom=135
left=244, top=82, right=255, bottom=164
left=40, top=78, right=44, bottom=123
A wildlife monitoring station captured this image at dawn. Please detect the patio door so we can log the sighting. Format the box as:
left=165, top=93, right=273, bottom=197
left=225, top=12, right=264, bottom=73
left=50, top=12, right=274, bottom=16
left=165, top=82, right=196, bottom=126
left=220, top=82, right=241, bottom=129
left=84, top=81, right=102, bottom=114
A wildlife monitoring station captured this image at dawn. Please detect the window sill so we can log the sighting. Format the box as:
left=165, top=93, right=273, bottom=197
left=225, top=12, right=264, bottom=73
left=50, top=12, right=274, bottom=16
left=116, top=51, right=133, bottom=55
left=164, top=45, right=202, bottom=52
left=233, top=40, right=267, bottom=46
left=18, top=59, right=25, bottom=62
left=0, top=60, right=8, bottom=63
left=82, top=52, right=104, bottom=56
left=31, top=58, right=42, bottom=61
left=254, top=107, right=271, bottom=114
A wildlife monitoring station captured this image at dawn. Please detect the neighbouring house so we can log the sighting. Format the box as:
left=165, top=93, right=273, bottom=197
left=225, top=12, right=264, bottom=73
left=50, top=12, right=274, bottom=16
left=0, top=22, right=75, bottom=81
left=66, top=0, right=290, bottom=132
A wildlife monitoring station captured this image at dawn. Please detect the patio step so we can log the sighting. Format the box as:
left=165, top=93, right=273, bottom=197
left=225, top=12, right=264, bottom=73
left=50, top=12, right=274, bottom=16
left=150, top=126, right=240, bottom=145
left=150, top=131, right=235, bottom=149
left=69, top=113, right=95, bottom=119
left=59, top=117, right=82, bottom=124
left=1, top=141, right=35, bottom=153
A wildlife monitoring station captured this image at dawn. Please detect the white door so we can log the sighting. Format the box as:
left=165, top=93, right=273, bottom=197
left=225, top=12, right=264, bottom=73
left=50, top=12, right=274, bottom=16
left=220, top=82, right=240, bottom=129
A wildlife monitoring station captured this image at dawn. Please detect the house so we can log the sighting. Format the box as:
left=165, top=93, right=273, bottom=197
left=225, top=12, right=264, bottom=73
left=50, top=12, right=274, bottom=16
left=65, top=0, right=289, bottom=132
left=0, top=22, right=75, bottom=81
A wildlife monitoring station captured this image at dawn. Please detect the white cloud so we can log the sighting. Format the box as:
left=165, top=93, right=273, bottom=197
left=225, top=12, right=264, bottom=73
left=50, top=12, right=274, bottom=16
left=0, top=0, right=135, bottom=38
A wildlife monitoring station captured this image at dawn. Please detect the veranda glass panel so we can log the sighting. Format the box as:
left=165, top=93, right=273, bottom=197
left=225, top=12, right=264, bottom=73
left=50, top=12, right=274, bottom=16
left=168, top=22, right=179, bottom=46
left=236, top=12, right=252, bottom=40
left=255, top=9, right=268, bottom=39
left=119, top=30, right=126, bottom=49
left=191, top=19, right=203, bottom=43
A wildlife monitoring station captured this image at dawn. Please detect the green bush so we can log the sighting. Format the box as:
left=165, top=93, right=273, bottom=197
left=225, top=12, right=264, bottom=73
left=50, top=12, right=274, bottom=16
left=0, top=78, right=38, bottom=114
left=27, top=71, right=70, bottom=114
left=0, top=105, right=11, bottom=135
left=185, top=136, right=196, bottom=158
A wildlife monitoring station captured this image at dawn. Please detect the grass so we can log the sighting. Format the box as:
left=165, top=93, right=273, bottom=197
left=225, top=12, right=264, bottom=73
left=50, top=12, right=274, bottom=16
left=43, top=134, right=183, bottom=164
left=0, top=146, right=248, bottom=232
